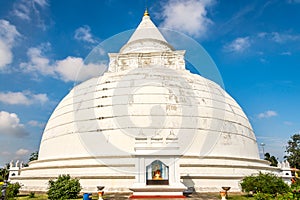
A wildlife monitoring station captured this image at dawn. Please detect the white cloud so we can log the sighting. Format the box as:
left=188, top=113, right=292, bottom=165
left=15, top=148, right=29, bottom=156
left=55, top=56, right=107, bottom=82
left=32, top=93, right=48, bottom=104
left=257, top=110, right=278, bottom=119
left=0, top=151, right=11, bottom=156
left=54, top=57, right=81, bottom=81
left=287, top=0, right=300, bottom=3
left=0, top=20, right=20, bottom=69
left=257, top=32, right=267, bottom=38
left=280, top=51, right=292, bottom=56
left=33, top=0, right=48, bottom=7
left=97, top=47, right=106, bottom=56
left=21, top=44, right=108, bottom=82
left=0, top=91, right=48, bottom=105
left=0, top=92, right=29, bottom=105
left=224, top=37, right=251, bottom=53
left=259, top=58, right=268, bottom=63
left=270, top=32, right=300, bottom=43
left=74, top=25, right=97, bottom=43
left=20, top=46, right=55, bottom=76
left=12, top=0, right=49, bottom=30
left=14, top=148, right=30, bottom=161
left=28, top=120, right=45, bottom=128
left=13, top=2, right=30, bottom=21
left=12, top=0, right=48, bottom=21
left=284, top=121, right=293, bottom=126
left=159, top=0, right=215, bottom=38
left=258, top=32, right=300, bottom=43
left=0, top=111, right=28, bottom=137
left=0, top=20, right=20, bottom=46
left=0, top=40, right=13, bottom=68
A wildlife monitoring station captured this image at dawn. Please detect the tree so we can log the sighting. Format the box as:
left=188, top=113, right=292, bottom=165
left=0, top=164, right=10, bottom=180
left=0, top=168, right=8, bottom=181
left=264, top=152, right=278, bottom=167
left=47, top=174, right=81, bottom=200
left=29, top=151, right=39, bottom=162
left=285, top=134, right=300, bottom=169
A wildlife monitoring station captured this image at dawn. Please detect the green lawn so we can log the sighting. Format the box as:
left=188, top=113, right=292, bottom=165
left=15, top=194, right=48, bottom=199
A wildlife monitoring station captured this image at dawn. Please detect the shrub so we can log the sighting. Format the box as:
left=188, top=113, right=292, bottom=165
left=274, top=191, right=300, bottom=200
left=291, top=179, right=300, bottom=199
left=291, top=177, right=300, bottom=190
left=29, top=191, right=35, bottom=198
left=5, top=182, right=21, bottom=199
left=240, top=172, right=290, bottom=196
left=253, top=192, right=273, bottom=200
left=47, top=174, right=81, bottom=200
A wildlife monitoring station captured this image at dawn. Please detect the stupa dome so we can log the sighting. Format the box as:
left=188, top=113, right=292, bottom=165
left=38, top=66, right=259, bottom=160
left=12, top=11, right=277, bottom=194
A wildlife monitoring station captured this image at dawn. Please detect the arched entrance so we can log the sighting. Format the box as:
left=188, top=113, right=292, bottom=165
left=146, top=160, right=169, bottom=185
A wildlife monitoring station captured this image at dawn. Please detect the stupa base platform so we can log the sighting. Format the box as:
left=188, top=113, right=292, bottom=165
left=129, top=185, right=186, bottom=199
left=130, top=195, right=185, bottom=199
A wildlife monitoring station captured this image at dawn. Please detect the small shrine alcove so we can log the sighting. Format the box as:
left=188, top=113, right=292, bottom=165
left=146, top=160, right=169, bottom=185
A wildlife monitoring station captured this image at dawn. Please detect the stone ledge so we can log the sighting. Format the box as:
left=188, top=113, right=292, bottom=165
left=11, top=175, right=135, bottom=180
left=21, top=164, right=135, bottom=171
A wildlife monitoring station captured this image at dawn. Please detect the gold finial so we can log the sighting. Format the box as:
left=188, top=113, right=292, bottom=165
left=144, top=8, right=149, bottom=16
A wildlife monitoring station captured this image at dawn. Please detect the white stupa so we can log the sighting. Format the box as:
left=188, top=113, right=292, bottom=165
left=12, top=11, right=279, bottom=196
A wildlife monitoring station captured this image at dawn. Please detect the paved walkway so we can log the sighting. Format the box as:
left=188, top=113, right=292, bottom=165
left=104, top=193, right=219, bottom=200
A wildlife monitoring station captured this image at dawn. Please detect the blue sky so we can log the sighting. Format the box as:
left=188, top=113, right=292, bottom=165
left=0, top=0, right=300, bottom=166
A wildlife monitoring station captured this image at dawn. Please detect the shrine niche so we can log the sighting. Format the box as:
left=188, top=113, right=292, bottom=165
left=146, top=160, right=169, bottom=185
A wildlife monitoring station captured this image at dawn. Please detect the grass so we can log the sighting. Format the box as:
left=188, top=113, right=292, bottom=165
left=15, top=194, right=48, bottom=199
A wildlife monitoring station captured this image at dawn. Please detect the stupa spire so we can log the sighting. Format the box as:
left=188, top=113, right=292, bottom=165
left=144, top=8, right=149, bottom=16
left=118, top=8, right=176, bottom=53
left=126, top=9, right=167, bottom=44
